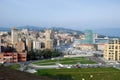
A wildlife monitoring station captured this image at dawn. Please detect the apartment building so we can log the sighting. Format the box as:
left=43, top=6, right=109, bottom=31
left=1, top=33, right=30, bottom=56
left=11, top=27, right=19, bottom=46
left=0, top=52, right=26, bottom=63
left=104, top=38, right=120, bottom=61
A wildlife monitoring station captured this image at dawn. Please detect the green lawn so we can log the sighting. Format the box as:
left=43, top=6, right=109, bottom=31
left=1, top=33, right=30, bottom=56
left=8, top=64, right=20, bottom=70
left=37, top=67, right=120, bottom=80
left=33, top=57, right=96, bottom=65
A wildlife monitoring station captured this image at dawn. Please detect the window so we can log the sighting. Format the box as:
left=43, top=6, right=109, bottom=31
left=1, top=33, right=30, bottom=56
left=112, top=45, right=114, bottom=49
left=41, top=42, right=45, bottom=48
left=109, top=40, right=114, bottom=44
left=109, top=58, right=111, bottom=60
left=109, top=45, right=111, bottom=49
left=119, top=41, right=120, bottom=44
left=109, top=50, right=113, bottom=52
left=13, top=58, right=16, bottom=60
left=115, top=40, right=118, bottom=44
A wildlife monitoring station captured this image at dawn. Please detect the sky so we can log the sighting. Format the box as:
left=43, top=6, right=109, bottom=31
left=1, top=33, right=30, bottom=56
left=0, top=0, right=120, bottom=30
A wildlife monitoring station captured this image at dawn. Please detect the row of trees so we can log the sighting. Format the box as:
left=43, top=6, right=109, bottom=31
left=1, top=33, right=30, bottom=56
left=1, top=46, right=15, bottom=52
left=27, top=49, right=63, bottom=60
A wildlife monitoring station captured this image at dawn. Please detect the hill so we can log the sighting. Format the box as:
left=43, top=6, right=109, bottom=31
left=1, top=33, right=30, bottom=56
left=0, top=66, right=53, bottom=80
left=94, top=28, right=120, bottom=37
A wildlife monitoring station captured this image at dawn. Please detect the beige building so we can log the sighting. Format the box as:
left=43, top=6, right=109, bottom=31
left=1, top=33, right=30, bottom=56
left=45, top=39, right=53, bottom=49
left=104, top=38, right=120, bottom=61
left=98, top=44, right=105, bottom=51
left=11, top=27, right=18, bottom=46
left=16, top=41, right=25, bottom=53
left=45, top=29, right=54, bottom=49
left=76, top=44, right=95, bottom=51
left=45, top=29, right=54, bottom=39
left=26, top=39, right=32, bottom=51
left=0, top=53, right=4, bottom=63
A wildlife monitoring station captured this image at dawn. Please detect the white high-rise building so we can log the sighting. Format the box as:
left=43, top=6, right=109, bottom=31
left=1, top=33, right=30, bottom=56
left=33, top=40, right=41, bottom=50
left=11, top=27, right=18, bottom=45
left=26, top=39, right=32, bottom=51
left=57, top=39, right=60, bottom=46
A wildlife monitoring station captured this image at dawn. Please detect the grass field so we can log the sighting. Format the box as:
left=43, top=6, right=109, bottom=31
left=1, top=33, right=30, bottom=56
left=37, top=67, right=120, bottom=80
left=8, top=64, right=20, bottom=69
left=33, top=57, right=96, bottom=65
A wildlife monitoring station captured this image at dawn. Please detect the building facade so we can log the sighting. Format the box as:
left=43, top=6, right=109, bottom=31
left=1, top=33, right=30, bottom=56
left=45, top=39, right=54, bottom=49
left=75, top=44, right=95, bottom=51
left=11, top=27, right=18, bottom=46
left=85, top=30, right=93, bottom=44
left=104, top=38, right=120, bottom=61
left=45, top=29, right=54, bottom=49
left=26, top=39, right=32, bottom=52
left=33, top=40, right=41, bottom=50
left=16, top=41, right=25, bottom=53
left=0, top=53, right=4, bottom=63
left=0, top=52, right=27, bottom=63
left=97, top=44, right=105, bottom=51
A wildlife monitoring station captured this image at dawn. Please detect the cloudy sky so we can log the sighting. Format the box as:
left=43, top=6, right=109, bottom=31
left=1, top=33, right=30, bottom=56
left=0, top=0, right=120, bottom=30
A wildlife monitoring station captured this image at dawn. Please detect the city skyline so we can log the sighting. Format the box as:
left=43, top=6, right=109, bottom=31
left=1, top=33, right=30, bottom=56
left=1, top=1, right=120, bottom=78
left=0, top=0, right=120, bottom=30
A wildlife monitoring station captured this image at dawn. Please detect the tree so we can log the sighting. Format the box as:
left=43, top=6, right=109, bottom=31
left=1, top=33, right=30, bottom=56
left=2, top=46, right=15, bottom=52
left=35, top=50, right=42, bottom=60
left=43, top=49, right=52, bottom=59
left=27, top=51, right=36, bottom=60
left=27, top=49, right=63, bottom=60
left=52, top=50, right=62, bottom=57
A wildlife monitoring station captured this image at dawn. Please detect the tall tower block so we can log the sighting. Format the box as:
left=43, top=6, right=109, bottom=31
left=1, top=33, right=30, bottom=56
left=11, top=27, right=18, bottom=46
